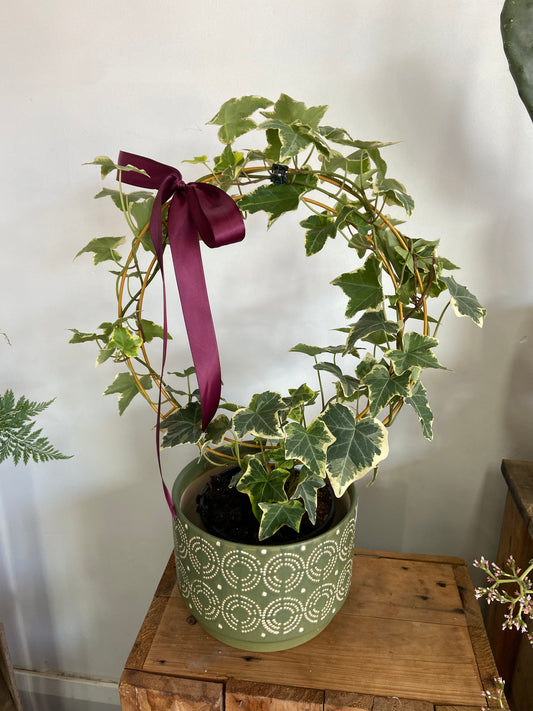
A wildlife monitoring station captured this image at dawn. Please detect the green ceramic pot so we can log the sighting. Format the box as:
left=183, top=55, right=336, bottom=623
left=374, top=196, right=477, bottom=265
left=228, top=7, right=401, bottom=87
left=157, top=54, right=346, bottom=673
left=172, top=457, right=358, bottom=652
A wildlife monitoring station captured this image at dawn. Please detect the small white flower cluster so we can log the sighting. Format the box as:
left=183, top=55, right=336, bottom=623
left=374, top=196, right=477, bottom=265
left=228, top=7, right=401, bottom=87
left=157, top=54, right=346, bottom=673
left=474, top=555, right=533, bottom=646
left=480, top=676, right=505, bottom=710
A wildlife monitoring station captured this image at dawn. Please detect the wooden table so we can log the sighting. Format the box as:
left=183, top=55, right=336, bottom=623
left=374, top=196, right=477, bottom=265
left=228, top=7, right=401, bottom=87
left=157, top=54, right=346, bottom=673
left=119, top=550, right=507, bottom=710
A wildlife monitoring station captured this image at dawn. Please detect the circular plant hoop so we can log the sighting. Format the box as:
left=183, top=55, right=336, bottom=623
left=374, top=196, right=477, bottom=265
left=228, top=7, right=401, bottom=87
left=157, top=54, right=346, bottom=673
left=116, top=170, right=430, bottom=425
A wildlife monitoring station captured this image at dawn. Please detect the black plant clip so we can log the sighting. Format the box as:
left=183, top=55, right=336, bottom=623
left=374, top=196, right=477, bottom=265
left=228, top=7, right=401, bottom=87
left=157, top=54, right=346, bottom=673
left=269, top=163, right=289, bottom=185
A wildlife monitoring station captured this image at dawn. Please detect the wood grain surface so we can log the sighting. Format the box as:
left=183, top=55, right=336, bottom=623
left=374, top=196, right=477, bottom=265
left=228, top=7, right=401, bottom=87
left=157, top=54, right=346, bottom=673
left=121, top=550, right=507, bottom=710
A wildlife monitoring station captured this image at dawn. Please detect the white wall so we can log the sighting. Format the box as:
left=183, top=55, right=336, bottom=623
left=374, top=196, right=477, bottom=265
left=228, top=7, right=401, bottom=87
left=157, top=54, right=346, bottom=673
left=1, top=0, right=532, bottom=705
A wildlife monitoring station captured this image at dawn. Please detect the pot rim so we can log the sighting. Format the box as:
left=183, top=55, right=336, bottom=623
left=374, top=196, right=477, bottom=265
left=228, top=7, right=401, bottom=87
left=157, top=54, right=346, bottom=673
left=172, top=455, right=358, bottom=553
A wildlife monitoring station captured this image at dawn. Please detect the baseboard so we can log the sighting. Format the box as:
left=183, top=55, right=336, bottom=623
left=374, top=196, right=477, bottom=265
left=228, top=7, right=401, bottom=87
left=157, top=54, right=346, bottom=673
left=14, top=668, right=120, bottom=711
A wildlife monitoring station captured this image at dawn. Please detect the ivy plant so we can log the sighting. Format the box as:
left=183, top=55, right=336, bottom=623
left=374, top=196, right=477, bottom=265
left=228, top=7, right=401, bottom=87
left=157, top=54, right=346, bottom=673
left=74, top=93, right=485, bottom=540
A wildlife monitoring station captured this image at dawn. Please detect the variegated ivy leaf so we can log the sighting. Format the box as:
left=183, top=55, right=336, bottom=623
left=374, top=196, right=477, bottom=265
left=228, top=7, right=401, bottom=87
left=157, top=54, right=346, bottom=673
left=356, top=353, right=381, bottom=380
left=284, top=420, right=334, bottom=477
left=320, top=148, right=371, bottom=176
left=86, top=155, right=117, bottom=179
left=232, top=391, right=287, bottom=440
left=208, top=95, right=273, bottom=144
left=441, top=276, right=486, bottom=327
left=362, top=364, right=412, bottom=417
left=202, top=414, right=232, bottom=446
left=139, top=319, right=168, bottom=342
left=300, top=214, right=337, bottom=256
left=268, top=445, right=294, bottom=471
left=385, top=332, right=445, bottom=376
left=75, top=236, right=126, bottom=265
left=258, top=500, right=306, bottom=540
left=108, top=327, right=143, bottom=358
left=260, top=120, right=314, bottom=160
left=290, top=343, right=345, bottom=358
left=319, top=404, right=389, bottom=497
left=94, top=187, right=153, bottom=209
left=405, top=380, right=434, bottom=440
left=260, top=93, right=328, bottom=130
left=284, top=384, right=318, bottom=422
left=238, top=184, right=306, bottom=226
left=161, top=402, right=202, bottom=447
left=346, top=311, right=399, bottom=351
left=313, top=362, right=359, bottom=398
left=285, top=383, right=318, bottom=408
left=332, top=255, right=383, bottom=319
left=237, top=458, right=289, bottom=520
left=374, top=177, right=414, bottom=216
left=103, top=372, right=152, bottom=416
left=291, top=466, right=326, bottom=525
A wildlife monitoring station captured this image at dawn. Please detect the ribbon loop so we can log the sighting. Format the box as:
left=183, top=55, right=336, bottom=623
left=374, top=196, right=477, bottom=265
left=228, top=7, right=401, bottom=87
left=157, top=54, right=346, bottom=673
left=117, top=151, right=245, bottom=514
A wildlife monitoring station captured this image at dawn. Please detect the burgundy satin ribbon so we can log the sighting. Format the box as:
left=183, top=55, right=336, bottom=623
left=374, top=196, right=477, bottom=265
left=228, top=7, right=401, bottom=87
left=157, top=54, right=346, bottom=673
left=117, top=151, right=245, bottom=514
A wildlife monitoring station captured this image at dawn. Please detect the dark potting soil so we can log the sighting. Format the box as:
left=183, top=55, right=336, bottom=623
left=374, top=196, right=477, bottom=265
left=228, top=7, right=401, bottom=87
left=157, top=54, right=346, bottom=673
left=196, top=467, right=335, bottom=545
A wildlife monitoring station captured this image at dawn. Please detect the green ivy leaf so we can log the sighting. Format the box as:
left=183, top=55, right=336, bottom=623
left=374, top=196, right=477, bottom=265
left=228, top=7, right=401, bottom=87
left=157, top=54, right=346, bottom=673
left=103, top=372, right=152, bottom=415
left=291, top=466, right=325, bottom=525
left=86, top=155, right=117, bottom=179
left=264, top=127, right=282, bottom=162
left=320, top=149, right=371, bottom=176
left=356, top=354, right=382, bottom=380
left=300, top=214, right=337, bottom=256
left=268, top=445, right=294, bottom=471
left=161, top=402, right=202, bottom=446
left=202, top=414, right=232, bottom=446
left=441, top=276, right=486, bottom=327
left=213, top=145, right=245, bottom=173
left=405, top=380, right=433, bottom=440
left=284, top=420, right=334, bottom=477
left=130, top=197, right=154, bottom=237
left=237, top=458, right=289, bottom=520
left=284, top=384, right=318, bottom=410
left=68, top=329, right=100, bottom=344
left=233, top=391, right=287, bottom=439
left=332, top=254, right=383, bottom=318
left=319, top=404, right=389, bottom=497
left=374, top=178, right=414, bottom=216
left=182, top=155, right=208, bottom=165
left=261, top=94, right=328, bottom=130
left=385, top=332, right=445, bottom=376
left=94, top=188, right=154, bottom=210
left=345, top=311, right=399, bottom=351
left=290, top=343, right=346, bottom=358
left=362, top=364, right=412, bottom=417
left=313, top=362, right=359, bottom=398
left=75, top=236, right=126, bottom=265
left=208, top=95, right=273, bottom=143
left=139, top=319, right=167, bottom=342
left=238, top=184, right=306, bottom=226
left=260, top=120, right=313, bottom=160
left=108, top=327, right=143, bottom=358
left=258, top=500, right=305, bottom=540
left=289, top=343, right=323, bottom=357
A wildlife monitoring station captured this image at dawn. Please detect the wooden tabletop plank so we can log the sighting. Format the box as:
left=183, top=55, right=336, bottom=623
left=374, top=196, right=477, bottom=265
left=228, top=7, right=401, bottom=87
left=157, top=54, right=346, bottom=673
left=119, top=669, right=223, bottom=711
left=129, top=551, right=498, bottom=709
left=324, top=690, right=374, bottom=710
left=142, top=592, right=483, bottom=704
left=226, top=680, right=323, bottom=711
left=345, top=556, right=466, bottom=626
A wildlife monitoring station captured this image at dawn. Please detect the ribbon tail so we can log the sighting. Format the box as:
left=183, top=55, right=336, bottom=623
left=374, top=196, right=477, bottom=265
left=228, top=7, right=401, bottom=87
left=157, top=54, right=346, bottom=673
left=167, top=196, right=221, bottom=430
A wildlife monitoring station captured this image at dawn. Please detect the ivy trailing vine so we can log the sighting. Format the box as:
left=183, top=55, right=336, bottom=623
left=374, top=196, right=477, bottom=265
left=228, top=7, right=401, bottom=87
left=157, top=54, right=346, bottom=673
left=73, top=93, right=485, bottom=540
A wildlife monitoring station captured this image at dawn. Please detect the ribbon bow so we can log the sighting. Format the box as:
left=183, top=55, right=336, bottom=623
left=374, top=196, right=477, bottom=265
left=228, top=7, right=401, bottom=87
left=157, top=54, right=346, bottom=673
left=117, top=150, right=245, bottom=431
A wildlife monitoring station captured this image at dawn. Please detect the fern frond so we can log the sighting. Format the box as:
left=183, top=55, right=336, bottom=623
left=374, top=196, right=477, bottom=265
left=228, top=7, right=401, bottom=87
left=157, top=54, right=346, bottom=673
left=0, top=389, right=71, bottom=465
